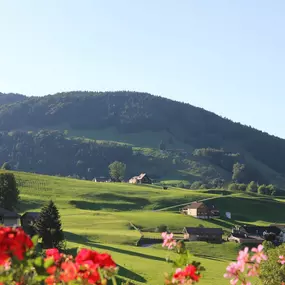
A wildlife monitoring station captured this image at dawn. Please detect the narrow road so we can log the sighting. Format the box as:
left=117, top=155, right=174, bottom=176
left=155, top=194, right=238, bottom=212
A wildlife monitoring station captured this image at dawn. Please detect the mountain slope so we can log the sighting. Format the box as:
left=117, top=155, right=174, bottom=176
left=0, top=93, right=26, bottom=105
left=0, top=91, right=284, bottom=185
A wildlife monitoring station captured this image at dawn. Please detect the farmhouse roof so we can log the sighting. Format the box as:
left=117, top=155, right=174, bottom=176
left=21, top=212, right=40, bottom=220
left=0, top=207, right=20, bottom=218
left=183, top=202, right=205, bottom=210
left=130, top=173, right=148, bottom=180
left=270, top=224, right=285, bottom=229
left=184, top=227, right=223, bottom=235
left=241, top=226, right=281, bottom=235
left=136, top=173, right=147, bottom=180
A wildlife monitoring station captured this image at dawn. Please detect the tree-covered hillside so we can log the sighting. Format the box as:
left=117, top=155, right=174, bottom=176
left=0, top=93, right=26, bottom=105
left=0, top=91, right=284, bottom=186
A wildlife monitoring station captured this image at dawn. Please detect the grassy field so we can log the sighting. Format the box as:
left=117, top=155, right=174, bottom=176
left=8, top=170, right=285, bottom=284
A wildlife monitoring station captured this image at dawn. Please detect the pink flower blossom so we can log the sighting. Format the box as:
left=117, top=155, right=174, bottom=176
left=224, top=262, right=240, bottom=285
left=278, top=255, right=285, bottom=265
left=237, top=248, right=249, bottom=272
left=161, top=232, right=177, bottom=250
left=251, top=245, right=267, bottom=264
left=247, top=263, right=259, bottom=277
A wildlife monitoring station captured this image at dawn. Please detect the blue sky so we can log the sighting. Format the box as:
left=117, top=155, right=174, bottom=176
left=0, top=1, right=284, bottom=137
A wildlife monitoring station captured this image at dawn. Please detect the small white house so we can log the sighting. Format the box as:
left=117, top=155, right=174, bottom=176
left=0, top=207, right=21, bottom=226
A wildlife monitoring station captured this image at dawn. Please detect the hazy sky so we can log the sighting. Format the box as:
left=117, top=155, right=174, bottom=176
left=0, top=1, right=284, bottom=138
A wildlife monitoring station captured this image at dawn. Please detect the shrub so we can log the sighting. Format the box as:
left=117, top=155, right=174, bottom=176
left=155, top=224, right=168, bottom=233
left=246, top=181, right=258, bottom=193
left=177, top=182, right=185, bottom=189
left=259, top=244, right=285, bottom=284
left=190, top=181, right=203, bottom=190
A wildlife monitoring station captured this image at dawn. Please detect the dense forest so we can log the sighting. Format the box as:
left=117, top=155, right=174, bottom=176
left=0, top=91, right=284, bottom=186
left=0, top=93, right=26, bottom=105
left=0, top=130, right=181, bottom=180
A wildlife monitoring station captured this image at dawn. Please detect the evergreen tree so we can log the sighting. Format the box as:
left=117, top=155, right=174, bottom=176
left=0, top=173, right=19, bottom=210
left=35, top=200, right=65, bottom=250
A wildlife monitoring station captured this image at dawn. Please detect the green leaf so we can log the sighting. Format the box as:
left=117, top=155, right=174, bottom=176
left=31, top=235, right=39, bottom=247
left=34, top=256, right=44, bottom=267
left=44, top=257, right=54, bottom=269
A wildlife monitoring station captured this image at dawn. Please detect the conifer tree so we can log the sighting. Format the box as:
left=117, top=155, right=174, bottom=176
left=35, top=200, right=65, bottom=250
left=0, top=173, right=19, bottom=210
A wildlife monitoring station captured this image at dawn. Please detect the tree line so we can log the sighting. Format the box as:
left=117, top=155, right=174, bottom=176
left=0, top=130, right=176, bottom=180
left=0, top=91, right=284, bottom=176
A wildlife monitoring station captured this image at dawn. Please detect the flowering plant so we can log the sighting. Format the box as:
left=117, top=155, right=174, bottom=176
left=0, top=226, right=118, bottom=285
left=161, top=232, right=204, bottom=284
left=224, top=245, right=267, bottom=285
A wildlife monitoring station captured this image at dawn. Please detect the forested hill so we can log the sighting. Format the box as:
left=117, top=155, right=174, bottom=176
left=0, top=91, right=284, bottom=185
left=0, top=93, right=26, bottom=105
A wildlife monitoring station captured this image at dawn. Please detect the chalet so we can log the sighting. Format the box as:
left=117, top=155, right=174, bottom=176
left=183, top=227, right=223, bottom=243
left=129, top=173, right=152, bottom=184
left=181, top=202, right=220, bottom=219
left=0, top=207, right=20, bottom=226
left=228, top=225, right=282, bottom=244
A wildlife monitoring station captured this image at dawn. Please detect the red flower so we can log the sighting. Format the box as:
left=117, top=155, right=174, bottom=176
left=94, top=252, right=116, bottom=268
left=75, top=248, right=93, bottom=264
left=184, top=265, right=201, bottom=282
left=45, top=274, right=56, bottom=285
left=46, top=265, right=57, bottom=275
left=60, top=262, right=78, bottom=283
left=46, top=248, right=61, bottom=262
left=0, top=226, right=33, bottom=264
left=173, top=265, right=201, bottom=284
left=77, top=263, right=100, bottom=284
left=76, top=249, right=116, bottom=268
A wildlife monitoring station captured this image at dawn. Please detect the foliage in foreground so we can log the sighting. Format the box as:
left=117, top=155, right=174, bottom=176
left=2, top=225, right=285, bottom=285
left=0, top=226, right=202, bottom=285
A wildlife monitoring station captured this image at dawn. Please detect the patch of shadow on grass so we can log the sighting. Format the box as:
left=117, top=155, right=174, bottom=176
left=88, top=242, right=167, bottom=263
left=118, top=265, right=147, bottom=283
left=209, top=219, right=243, bottom=230
left=82, top=193, right=150, bottom=208
left=64, top=231, right=167, bottom=263
left=64, top=231, right=90, bottom=244
left=69, top=200, right=138, bottom=211
left=18, top=200, right=43, bottom=212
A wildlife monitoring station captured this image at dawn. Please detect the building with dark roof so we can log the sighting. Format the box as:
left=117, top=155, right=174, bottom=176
left=21, top=212, right=41, bottom=236
left=183, top=227, right=223, bottom=243
left=0, top=207, right=20, bottom=226
left=228, top=225, right=282, bottom=244
left=181, top=202, right=220, bottom=219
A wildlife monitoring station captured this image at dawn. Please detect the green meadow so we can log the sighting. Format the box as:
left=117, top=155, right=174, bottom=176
left=9, top=170, right=285, bottom=284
